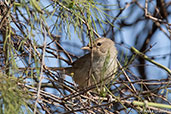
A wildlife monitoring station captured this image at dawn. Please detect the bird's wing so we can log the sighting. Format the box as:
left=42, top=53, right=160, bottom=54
left=71, top=53, right=91, bottom=68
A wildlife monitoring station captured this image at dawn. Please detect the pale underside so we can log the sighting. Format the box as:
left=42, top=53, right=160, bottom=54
left=65, top=52, right=118, bottom=89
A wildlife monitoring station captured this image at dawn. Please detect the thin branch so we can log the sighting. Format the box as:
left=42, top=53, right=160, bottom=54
left=117, top=59, right=138, bottom=94
left=131, top=47, right=171, bottom=75
left=34, top=23, right=47, bottom=114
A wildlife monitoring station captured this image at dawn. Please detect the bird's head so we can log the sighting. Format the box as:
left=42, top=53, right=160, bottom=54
left=82, top=38, right=116, bottom=56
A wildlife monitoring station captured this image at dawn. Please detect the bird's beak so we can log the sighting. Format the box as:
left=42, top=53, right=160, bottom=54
left=81, top=46, right=90, bottom=50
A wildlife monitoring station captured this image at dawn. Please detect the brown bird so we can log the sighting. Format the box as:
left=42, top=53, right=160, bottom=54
left=63, top=38, right=118, bottom=92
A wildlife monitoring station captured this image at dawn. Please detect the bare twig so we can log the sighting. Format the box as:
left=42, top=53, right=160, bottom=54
left=131, top=47, right=171, bottom=75
left=34, top=23, right=47, bottom=114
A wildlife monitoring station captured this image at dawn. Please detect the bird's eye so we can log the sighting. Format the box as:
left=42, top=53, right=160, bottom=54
left=97, top=42, right=101, bottom=46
